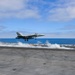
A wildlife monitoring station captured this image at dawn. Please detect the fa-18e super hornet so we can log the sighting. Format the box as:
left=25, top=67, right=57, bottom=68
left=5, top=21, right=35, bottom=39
left=16, top=32, right=44, bottom=41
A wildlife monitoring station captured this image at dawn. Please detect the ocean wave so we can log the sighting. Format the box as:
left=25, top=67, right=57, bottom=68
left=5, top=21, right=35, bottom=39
left=0, top=41, right=73, bottom=49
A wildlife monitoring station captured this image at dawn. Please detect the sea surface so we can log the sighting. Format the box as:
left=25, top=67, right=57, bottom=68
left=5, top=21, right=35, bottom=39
left=0, top=38, right=75, bottom=44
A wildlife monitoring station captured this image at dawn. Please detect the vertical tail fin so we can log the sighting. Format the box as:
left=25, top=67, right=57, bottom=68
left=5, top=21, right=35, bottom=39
left=16, top=32, right=23, bottom=36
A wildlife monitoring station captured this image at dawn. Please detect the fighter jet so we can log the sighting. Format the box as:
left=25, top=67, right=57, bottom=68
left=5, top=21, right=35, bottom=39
left=16, top=32, right=44, bottom=41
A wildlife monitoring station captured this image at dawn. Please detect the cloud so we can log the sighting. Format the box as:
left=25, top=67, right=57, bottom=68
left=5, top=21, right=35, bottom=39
left=0, top=25, right=6, bottom=31
left=0, top=0, right=25, bottom=11
left=25, top=0, right=75, bottom=21
left=48, top=0, right=75, bottom=21
left=15, top=9, right=40, bottom=19
left=0, top=31, right=16, bottom=38
left=44, top=31, right=75, bottom=38
left=0, top=9, right=40, bottom=19
left=0, top=0, right=75, bottom=21
left=0, top=0, right=40, bottom=19
left=60, top=25, right=75, bottom=30
left=0, top=30, right=75, bottom=38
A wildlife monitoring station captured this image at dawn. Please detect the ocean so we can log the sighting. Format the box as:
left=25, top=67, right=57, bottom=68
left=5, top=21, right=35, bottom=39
left=0, top=38, right=75, bottom=44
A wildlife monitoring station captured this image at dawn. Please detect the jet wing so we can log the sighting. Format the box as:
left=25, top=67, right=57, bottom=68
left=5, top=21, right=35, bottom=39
left=24, top=35, right=36, bottom=38
left=36, top=34, right=44, bottom=37
left=24, top=34, right=44, bottom=38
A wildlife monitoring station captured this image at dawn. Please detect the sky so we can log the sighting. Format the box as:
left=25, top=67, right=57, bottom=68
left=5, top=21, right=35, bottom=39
left=0, top=0, right=75, bottom=38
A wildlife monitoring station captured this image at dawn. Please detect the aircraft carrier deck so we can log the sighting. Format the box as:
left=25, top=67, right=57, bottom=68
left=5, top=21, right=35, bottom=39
left=0, top=47, right=75, bottom=75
